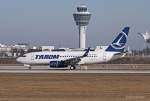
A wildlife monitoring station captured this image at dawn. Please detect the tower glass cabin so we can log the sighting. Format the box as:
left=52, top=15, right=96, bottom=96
left=73, top=5, right=91, bottom=49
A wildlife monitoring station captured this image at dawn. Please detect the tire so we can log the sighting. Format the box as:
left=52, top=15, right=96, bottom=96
left=28, top=66, right=32, bottom=70
left=70, top=66, right=76, bottom=70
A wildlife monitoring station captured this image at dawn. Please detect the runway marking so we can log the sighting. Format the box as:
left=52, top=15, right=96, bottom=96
left=0, top=65, right=150, bottom=73
left=0, top=70, right=150, bottom=73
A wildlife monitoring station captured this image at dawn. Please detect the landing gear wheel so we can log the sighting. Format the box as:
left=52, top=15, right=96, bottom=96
left=28, top=66, right=32, bottom=70
left=70, top=66, right=76, bottom=70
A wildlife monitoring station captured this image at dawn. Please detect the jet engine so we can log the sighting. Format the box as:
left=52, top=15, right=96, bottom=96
left=49, top=61, right=68, bottom=68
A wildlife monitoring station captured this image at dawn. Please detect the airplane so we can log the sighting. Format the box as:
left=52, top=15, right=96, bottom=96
left=138, top=31, right=150, bottom=43
left=16, top=27, right=130, bottom=70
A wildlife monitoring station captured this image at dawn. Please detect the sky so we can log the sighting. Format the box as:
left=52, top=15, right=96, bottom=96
left=0, top=0, right=150, bottom=50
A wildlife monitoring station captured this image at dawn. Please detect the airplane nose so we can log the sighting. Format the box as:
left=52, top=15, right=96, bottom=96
left=16, top=57, right=20, bottom=63
left=16, top=57, right=22, bottom=63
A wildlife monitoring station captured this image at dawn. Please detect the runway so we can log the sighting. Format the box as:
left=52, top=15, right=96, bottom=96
left=0, top=64, right=150, bottom=73
left=0, top=70, right=150, bottom=73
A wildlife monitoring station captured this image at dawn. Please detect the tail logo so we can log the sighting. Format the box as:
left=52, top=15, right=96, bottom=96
left=111, top=31, right=127, bottom=50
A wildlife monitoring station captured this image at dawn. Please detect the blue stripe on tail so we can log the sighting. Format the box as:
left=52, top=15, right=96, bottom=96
left=105, top=27, right=130, bottom=52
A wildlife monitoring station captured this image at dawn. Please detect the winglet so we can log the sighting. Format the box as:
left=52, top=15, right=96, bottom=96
left=83, top=47, right=90, bottom=57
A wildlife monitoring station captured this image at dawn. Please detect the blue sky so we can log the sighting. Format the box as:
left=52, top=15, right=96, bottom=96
left=0, top=0, right=150, bottom=50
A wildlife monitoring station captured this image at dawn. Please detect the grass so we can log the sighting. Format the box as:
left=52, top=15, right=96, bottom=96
left=0, top=73, right=149, bottom=101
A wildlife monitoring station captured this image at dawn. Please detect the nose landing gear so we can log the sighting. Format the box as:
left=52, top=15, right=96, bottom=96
left=24, top=64, right=32, bottom=70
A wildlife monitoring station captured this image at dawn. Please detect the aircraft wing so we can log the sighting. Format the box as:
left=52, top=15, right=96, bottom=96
left=62, top=47, right=90, bottom=66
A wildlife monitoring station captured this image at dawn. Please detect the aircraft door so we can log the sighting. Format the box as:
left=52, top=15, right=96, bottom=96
left=31, top=53, right=34, bottom=61
left=103, top=53, right=107, bottom=61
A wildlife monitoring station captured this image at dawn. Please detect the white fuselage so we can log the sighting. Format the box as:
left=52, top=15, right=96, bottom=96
left=16, top=50, right=119, bottom=65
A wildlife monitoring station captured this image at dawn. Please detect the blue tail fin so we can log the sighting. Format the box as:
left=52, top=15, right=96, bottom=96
left=105, top=27, right=130, bottom=52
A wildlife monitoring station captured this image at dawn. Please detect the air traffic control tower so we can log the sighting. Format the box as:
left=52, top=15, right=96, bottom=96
left=73, top=5, right=91, bottom=49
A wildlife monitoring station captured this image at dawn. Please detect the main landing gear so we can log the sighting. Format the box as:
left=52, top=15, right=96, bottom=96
left=70, top=65, right=76, bottom=70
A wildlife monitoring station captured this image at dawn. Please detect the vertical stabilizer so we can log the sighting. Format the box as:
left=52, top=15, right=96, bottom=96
left=105, top=27, right=130, bottom=52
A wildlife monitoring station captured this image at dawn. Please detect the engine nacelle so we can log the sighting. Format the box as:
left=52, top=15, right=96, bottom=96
left=49, top=61, right=68, bottom=68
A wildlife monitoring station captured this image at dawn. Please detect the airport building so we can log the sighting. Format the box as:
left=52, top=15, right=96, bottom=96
left=73, top=5, right=91, bottom=49
left=41, top=46, right=55, bottom=51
